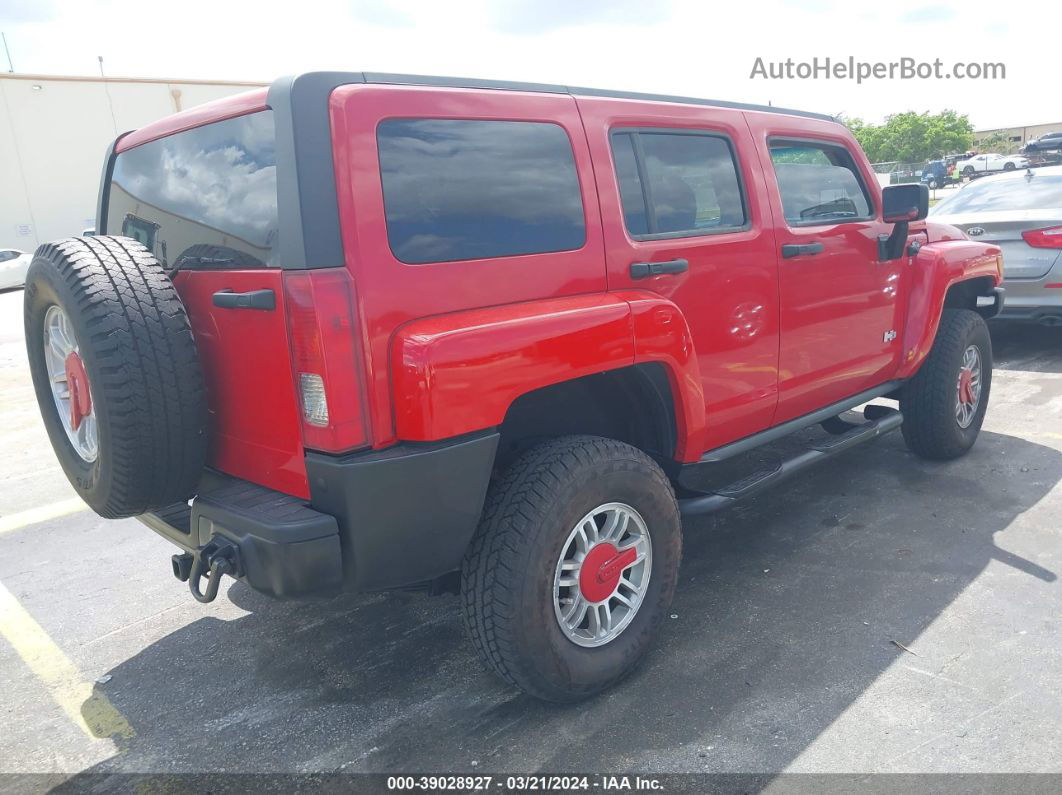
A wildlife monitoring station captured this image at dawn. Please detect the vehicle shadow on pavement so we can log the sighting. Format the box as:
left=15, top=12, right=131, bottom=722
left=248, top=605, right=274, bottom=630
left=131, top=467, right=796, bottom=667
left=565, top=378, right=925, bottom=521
left=61, top=430, right=1060, bottom=778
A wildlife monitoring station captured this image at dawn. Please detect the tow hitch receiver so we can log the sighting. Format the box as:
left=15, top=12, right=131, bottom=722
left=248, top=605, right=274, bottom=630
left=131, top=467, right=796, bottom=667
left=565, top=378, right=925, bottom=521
left=173, top=539, right=241, bottom=603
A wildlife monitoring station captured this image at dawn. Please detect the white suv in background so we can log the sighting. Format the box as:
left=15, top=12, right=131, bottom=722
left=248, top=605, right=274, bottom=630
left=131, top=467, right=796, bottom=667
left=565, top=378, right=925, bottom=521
left=957, top=152, right=1030, bottom=176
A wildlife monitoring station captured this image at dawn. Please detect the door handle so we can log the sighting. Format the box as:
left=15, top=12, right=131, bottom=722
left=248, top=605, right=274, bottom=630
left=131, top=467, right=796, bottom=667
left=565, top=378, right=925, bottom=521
left=212, top=289, right=276, bottom=310
left=629, top=258, right=689, bottom=279
left=781, top=242, right=825, bottom=258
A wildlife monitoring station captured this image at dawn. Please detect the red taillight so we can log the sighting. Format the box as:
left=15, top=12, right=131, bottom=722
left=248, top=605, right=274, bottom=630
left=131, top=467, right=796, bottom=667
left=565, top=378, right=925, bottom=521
left=283, top=270, right=370, bottom=452
left=1022, top=225, right=1062, bottom=249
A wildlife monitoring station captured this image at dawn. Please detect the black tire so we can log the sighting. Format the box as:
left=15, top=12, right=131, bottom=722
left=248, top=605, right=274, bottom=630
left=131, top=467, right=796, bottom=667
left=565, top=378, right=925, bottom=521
left=24, top=236, right=208, bottom=518
left=1003, top=161, right=1016, bottom=171
left=461, top=435, right=681, bottom=702
left=962, top=166, right=974, bottom=177
left=927, top=179, right=939, bottom=190
left=900, top=308, right=992, bottom=461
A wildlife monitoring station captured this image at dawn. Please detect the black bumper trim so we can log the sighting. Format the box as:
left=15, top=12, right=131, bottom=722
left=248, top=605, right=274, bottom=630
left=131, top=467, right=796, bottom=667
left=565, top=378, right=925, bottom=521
left=306, top=430, right=499, bottom=592
left=139, top=477, right=342, bottom=600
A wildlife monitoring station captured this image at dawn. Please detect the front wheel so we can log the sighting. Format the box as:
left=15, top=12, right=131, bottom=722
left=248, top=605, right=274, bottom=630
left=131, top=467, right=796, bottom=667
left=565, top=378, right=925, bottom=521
left=461, top=436, right=682, bottom=702
left=927, top=178, right=940, bottom=190
left=900, top=308, right=992, bottom=460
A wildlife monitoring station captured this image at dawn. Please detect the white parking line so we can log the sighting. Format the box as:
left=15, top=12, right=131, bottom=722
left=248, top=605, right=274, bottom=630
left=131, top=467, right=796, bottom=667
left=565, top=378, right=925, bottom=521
left=0, top=497, right=87, bottom=536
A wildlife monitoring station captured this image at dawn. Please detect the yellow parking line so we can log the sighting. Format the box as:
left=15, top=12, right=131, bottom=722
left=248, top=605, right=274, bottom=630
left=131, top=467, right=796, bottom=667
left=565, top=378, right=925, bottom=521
left=0, top=497, right=87, bottom=536
left=0, top=580, right=134, bottom=740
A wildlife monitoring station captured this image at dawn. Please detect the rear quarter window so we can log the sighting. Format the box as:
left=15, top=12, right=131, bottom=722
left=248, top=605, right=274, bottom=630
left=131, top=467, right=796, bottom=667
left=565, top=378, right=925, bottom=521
left=106, top=110, right=278, bottom=269
left=377, top=119, right=586, bottom=264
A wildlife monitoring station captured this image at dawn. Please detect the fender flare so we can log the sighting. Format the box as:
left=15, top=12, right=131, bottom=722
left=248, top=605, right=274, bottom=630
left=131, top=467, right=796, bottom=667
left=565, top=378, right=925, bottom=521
left=896, top=239, right=1002, bottom=380
left=390, top=292, right=705, bottom=460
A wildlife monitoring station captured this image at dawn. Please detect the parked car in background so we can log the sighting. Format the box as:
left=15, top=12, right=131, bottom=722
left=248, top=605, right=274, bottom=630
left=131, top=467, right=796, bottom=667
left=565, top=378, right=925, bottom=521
left=1024, top=132, right=1062, bottom=153
left=931, top=165, right=1062, bottom=326
left=956, top=153, right=1030, bottom=177
left=0, top=248, right=31, bottom=290
left=921, top=159, right=958, bottom=190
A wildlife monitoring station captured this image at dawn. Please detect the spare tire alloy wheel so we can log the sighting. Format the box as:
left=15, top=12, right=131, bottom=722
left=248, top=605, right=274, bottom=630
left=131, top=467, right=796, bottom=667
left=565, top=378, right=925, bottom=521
left=42, top=305, right=98, bottom=462
left=553, top=502, right=651, bottom=647
left=24, top=236, right=208, bottom=518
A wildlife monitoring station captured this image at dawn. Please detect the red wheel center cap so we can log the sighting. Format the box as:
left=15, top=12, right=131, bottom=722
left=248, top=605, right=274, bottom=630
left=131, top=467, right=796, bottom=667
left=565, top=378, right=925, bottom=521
left=579, top=543, right=637, bottom=603
left=64, top=352, right=92, bottom=430
left=959, top=367, right=975, bottom=406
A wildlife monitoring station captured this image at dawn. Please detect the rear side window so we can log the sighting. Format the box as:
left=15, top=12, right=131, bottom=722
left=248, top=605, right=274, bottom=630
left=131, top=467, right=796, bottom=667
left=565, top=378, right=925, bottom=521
left=769, top=141, right=873, bottom=225
left=377, top=119, right=586, bottom=264
left=611, top=130, right=747, bottom=239
left=106, top=110, right=278, bottom=269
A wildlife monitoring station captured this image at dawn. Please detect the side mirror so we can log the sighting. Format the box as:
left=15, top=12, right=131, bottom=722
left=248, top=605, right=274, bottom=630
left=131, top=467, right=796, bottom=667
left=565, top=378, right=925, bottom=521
left=882, top=183, right=929, bottom=223
left=878, top=183, right=929, bottom=261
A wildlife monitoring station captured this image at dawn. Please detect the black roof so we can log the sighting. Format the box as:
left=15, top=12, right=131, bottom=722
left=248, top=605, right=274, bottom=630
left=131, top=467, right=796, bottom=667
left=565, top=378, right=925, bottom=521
left=357, top=72, right=837, bottom=123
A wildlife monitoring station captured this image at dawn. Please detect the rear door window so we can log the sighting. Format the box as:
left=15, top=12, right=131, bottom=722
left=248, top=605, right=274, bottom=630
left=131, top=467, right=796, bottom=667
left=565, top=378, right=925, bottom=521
left=377, top=119, right=586, bottom=264
left=769, top=141, right=873, bottom=225
left=106, top=110, right=278, bottom=269
left=611, top=130, right=747, bottom=239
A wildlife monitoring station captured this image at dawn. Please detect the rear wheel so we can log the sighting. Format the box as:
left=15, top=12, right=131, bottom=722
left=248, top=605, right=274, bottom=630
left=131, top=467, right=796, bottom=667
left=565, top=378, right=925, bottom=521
left=1003, top=162, right=1016, bottom=171
left=24, top=236, right=208, bottom=517
left=461, top=436, right=681, bottom=702
left=900, top=308, right=992, bottom=460
left=962, top=166, right=974, bottom=177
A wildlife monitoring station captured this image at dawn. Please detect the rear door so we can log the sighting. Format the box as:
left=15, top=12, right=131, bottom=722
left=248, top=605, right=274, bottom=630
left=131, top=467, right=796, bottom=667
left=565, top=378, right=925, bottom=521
left=105, top=109, right=309, bottom=497
left=744, top=114, right=907, bottom=422
left=577, top=96, right=781, bottom=452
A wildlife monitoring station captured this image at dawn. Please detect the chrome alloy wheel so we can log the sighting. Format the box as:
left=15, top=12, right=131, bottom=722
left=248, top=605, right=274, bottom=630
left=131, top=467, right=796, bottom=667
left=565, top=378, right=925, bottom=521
left=955, top=344, right=982, bottom=429
left=43, top=304, right=98, bottom=462
left=553, top=502, right=652, bottom=648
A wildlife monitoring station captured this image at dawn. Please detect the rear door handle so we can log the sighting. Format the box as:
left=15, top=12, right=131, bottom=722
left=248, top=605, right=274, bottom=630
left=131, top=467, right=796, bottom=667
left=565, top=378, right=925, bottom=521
left=630, top=258, right=689, bottom=279
left=212, top=289, right=276, bottom=310
left=781, top=242, right=825, bottom=258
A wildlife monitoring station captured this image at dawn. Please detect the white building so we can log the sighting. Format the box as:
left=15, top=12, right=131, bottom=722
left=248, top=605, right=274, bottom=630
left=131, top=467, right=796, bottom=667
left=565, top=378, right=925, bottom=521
left=1, top=73, right=265, bottom=253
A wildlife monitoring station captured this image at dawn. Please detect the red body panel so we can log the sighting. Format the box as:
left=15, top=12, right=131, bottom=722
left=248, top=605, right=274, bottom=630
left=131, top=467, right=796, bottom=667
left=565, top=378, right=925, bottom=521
left=174, top=270, right=310, bottom=498
left=392, top=295, right=633, bottom=440
left=329, top=85, right=608, bottom=450
left=576, top=97, right=781, bottom=452
left=896, top=240, right=1003, bottom=379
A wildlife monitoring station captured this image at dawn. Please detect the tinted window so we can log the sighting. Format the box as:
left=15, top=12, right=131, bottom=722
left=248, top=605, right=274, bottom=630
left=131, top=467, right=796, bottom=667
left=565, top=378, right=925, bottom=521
left=0, top=251, right=18, bottom=263
left=770, top=141, right=872, bottom=224
left=377, top=119, right=585, bottom=264
left=612, top=131, right=746, bottom=238
left=107, top=111, right=277, bottom=269
left=931, top=174, right=1062, bottom=214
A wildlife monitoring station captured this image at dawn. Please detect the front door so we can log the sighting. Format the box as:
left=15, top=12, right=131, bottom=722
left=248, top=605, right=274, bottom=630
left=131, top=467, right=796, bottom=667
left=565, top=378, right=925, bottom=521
left=745, top=123, right=907, bottom=423
left=578, top=98, right=781, bottom=452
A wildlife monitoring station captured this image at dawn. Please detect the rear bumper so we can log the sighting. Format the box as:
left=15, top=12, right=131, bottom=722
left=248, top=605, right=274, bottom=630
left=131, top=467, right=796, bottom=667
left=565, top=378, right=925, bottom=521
left=138, top=430, right=499, bottom=599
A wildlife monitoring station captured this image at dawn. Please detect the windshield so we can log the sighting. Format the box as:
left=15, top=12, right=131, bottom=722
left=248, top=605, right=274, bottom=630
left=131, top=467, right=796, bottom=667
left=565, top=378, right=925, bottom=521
left=930, top=174, right=1062, bottom=215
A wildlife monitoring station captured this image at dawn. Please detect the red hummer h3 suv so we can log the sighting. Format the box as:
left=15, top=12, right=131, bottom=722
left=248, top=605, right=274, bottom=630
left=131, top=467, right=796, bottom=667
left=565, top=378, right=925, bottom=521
left=25, top=72, right=1004, bottom=701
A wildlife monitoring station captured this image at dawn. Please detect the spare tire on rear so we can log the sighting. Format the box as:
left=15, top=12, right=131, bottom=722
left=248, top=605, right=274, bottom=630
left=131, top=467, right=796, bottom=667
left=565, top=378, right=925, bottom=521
left=24, top=236, right=209, bottom=518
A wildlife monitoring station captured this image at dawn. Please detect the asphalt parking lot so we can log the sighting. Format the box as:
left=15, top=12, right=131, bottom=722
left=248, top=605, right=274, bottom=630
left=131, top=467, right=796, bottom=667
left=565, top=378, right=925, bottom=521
left=1, top=286, right=1060, bottom=785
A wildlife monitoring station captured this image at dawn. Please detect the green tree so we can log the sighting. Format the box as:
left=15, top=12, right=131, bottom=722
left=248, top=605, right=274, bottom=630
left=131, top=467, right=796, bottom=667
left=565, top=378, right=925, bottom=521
left=841, top=111, right=974, bottom=164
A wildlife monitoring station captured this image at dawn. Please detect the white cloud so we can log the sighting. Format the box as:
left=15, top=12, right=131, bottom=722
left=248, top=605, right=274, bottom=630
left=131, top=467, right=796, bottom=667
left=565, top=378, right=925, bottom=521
left=2, top=0, right=1059, bottom=129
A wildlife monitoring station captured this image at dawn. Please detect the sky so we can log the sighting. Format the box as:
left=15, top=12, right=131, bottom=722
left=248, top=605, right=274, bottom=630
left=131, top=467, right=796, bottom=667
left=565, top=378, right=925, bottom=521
left=1, top=0, right=1058, bottom=130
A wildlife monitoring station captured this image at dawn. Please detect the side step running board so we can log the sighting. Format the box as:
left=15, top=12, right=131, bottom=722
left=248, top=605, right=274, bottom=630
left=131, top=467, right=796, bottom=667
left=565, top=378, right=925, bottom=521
left=679, top=407, right=903, bottom=518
